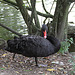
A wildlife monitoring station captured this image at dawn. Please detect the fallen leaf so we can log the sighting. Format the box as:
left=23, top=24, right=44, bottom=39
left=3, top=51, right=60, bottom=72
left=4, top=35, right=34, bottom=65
left=59, top=62, right=64, bottom=65
left=47, top=69, right=55, bottom=71
left=38, top=71, right=43, bottom=74
left=48, top=63, right=51, bottom=66
left=57, top=67, right=63, bottom=70
left=7, top=65, right=10, bottom=68
left=0, top=58, right=2, bottom=60
left=51, top=61, right=59, bottom=64
left=2, top=53, right=7, bottom=57
left=38, top=64, right=47, bottom=67
left=53, top=55, right=56, bottom=58
left=64, top=71, right=67, bottom=74
left=0, top=68, right=5, bottom=70
left=24, top=70, right=32, bottom=71
left=29, top=68, right=32, bottom=71
left=15, top=71, right=19, bottom=73
left=19, top=62, right=24, bottom=64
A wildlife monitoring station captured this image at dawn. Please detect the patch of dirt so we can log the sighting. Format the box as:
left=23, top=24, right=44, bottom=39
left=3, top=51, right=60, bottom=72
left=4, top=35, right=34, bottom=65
left=0, top=49, right=75, bottom=75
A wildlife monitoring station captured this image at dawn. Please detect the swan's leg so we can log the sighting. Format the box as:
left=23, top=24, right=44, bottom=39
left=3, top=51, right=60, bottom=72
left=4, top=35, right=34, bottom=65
left=35, top=57, right=38, bottom=66
left=10, top=53, right=16, bottom=62
left=12, top=53, right=16, bottom=60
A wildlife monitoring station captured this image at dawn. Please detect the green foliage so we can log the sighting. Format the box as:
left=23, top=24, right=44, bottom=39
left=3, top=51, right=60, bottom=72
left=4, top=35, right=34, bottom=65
left=69, top=56, right=75, bottom=75
left=59, top=38, right=73, bottom=54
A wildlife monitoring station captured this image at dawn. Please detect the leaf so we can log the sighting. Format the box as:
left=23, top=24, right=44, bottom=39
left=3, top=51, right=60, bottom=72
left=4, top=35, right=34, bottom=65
left=0, top=68, right=5, bottom=70
left=15, top=71, right=19, bottom=73
left=2, top=53, right=7, bottom=57
left=7, top=65, right=10, bottom=68
left=19, top=62, right=24, bottom=64
left=47, top=69, right=55, bottom=71
left=38, top=64, right=47, bottom=67
left=38, top=71, right=43, bottom=74
left=23, top=4, right=25, bottom=6
left=24, top=69, right=32, bottom=71
left=51, top=61, right=59, bottom=64
left=0, top=58, right=2, bottom=60
left=57, top=67, right=63, bottom=70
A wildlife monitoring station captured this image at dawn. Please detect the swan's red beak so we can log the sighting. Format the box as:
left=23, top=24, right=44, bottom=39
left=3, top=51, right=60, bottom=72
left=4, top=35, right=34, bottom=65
left=43, top=30, right=47, bottom=39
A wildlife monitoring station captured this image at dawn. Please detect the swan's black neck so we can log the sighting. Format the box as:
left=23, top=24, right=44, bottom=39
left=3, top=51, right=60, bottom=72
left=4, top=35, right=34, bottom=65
left=47, top=36, right=61, bottom=52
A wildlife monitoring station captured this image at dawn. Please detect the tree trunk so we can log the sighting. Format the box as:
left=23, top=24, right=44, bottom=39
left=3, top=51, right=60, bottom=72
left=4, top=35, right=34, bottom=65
left=30, top=0, right=40, bottom=34
left=52, top=0, right=71, bottom=41
left=15, top=0, right=38, bottom=34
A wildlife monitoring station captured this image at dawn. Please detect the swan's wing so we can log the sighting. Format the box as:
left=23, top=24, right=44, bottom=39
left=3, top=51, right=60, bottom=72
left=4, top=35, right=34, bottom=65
left=19, top=36, right=54, bottom=57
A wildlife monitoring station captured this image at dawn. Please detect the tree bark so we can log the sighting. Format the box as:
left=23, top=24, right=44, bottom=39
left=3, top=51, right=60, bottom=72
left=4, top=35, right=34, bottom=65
left=30, top=0, right=40, bottom=32
left=51, top=0, right=71, bottom=41
left=3, top=0, right=53, bottom=18
left=15, top=0, right=31, bottom=34
left=69, top=0, right=75, bottom=2
left=68, top=26, right=75, bottom=34
left=15, top=0, right=39, bottom=34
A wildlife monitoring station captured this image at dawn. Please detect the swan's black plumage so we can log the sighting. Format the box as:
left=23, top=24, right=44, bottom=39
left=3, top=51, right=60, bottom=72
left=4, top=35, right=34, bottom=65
left=7, top=35, right=60, bottom=56
left=5, top=24, right=61, bottom=66
left=6, top=35, right=61, bottom=66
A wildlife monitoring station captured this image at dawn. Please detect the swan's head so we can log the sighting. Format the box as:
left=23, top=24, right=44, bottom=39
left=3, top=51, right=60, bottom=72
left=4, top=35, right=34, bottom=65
left=41, top=24, right=48, bottom=39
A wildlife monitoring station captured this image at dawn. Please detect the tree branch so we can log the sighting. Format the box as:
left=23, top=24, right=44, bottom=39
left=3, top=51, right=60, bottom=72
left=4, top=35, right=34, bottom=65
left=0, top=23, right=22, bottom=36
left=50, top=0, right=55, bottom=13
left=2, top=0, right=53, bottom=18
left=68, top=2, right=75, bottom=14
left=30, top=0, right=40, bottom=28
left=42, top=0, right=50, bottom=14
left=3, top=0, right=17, bottom=6
left=27, top=0, right=30, bottom=7
left=26, top=7, right=53, bottom=18
left=30, top=0, right=36, bottom=22
left=69, top=0, right=75, bottom=2
left=3, top=0, right=18, bottom=9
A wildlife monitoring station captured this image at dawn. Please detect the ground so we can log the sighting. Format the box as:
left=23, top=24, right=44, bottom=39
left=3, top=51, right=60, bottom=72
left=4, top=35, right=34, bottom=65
left=0, top=49, right=75, bottom=75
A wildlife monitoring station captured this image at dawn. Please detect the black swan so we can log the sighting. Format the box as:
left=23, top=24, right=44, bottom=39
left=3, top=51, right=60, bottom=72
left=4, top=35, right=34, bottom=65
left=5, top=24, right=61, bottom=66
